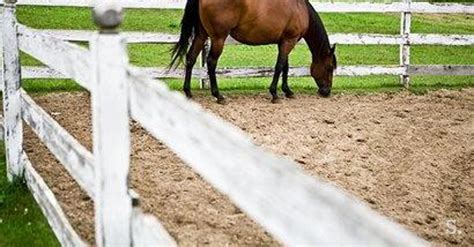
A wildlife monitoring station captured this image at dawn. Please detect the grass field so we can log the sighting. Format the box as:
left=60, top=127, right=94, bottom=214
left=1, top=5, right=473, bottom=245
left=0, top=146, right=60, bottom=247
left=17, top=6, right=474, bottom=93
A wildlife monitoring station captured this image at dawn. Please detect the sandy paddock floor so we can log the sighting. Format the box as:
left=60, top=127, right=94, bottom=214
left=22, top=89, right=473, bottom=246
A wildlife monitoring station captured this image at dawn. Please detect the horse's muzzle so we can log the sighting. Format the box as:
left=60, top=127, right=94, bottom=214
left=318, top=88, right=331, bottom=97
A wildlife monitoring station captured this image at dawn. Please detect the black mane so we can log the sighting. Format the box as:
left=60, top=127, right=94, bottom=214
left=304, top=0, right=332, bottom=62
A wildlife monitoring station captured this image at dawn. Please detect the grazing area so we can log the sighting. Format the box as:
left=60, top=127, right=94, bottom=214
left=1, top=2, right=472, bottom=246
left=23, top=89, right=473, bottom=245
left=0, top=150, right=59, bottom=247
left=17, top=6, right=474, bottom=92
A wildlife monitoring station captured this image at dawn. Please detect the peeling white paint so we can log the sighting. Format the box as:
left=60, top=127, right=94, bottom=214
left=22, top=151, right=88, bottom=247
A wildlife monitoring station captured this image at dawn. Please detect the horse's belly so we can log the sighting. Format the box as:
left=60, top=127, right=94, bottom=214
left=230, top=27, right=283, bottom=45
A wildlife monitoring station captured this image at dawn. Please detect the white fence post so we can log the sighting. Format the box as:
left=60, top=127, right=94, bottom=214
left=1, top=0, right=24, bottom=181
left=200, top=39, right=210, bottom=89
left=400, top=0, right=412, bottom=87
left=91, top=3, right=133, bottom=247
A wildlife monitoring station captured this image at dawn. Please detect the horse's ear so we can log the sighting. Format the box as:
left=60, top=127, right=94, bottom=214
left=330, top=44, right=336, bottom=54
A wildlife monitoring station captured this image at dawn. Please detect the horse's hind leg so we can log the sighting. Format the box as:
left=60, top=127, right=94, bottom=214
left=207, top=37, right=226, bottom=104
left=281, top=60, right=295, bottom=98
left=184, top=30, right=208, bottom=98
left=270, top=40, right=297, bottom=103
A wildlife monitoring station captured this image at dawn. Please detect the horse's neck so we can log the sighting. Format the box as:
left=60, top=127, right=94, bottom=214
left=303, top=10, right=330, bottom=63
left=304, top=31, right=330, bottom=63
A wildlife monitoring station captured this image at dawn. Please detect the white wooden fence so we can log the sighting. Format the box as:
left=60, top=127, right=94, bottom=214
left=13, top=0, right=474, bottom=88
left=0, top=0, right=469, bottom=246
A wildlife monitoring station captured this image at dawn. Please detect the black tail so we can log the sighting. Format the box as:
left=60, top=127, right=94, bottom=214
left=170, top=0, right=200, bottom=68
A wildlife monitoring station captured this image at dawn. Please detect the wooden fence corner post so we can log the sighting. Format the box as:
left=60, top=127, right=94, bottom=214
left=91, top=3, right=133, bottom=247
left=200, top=39, right=210, bottom=89
left=400, top=0, right=412, bottom=88
left=1, top=0, right=24, bottom=182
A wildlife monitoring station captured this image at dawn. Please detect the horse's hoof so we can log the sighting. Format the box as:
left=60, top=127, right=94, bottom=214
left=271, top=98, right=282, bottom=104
left=184, top=92, right=193, bottom=99
left=217, top=97, right=227, bottom=105
left=285, top=93, right=295, bottom=99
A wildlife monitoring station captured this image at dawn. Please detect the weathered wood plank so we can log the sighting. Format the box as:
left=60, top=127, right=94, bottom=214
left=41, top=29, right=181, bottom=44
left=22, top=66, right=68, bottom=79
left=37, top=29, right=474, bottom=46
left=128, top=71, right=425, bottom=246
left=22, top=151, right=87, bottom=247
left=132, top=66, right=405, bottom=78
left=409, top=65, right=474, bottom=76
left=17, top=24, right=92, bottom=91
left=91, top=7, right=133, bottom=245
left=400, top=0, right=412, bottom=87
left=2, top=2, right=24, bottom=181
left=21, top=90, right=95, bottom=198
left=410, top=34, right=474, bottom=45
left=0, top=117, right=4, bottom=140
left=28, top=64, right=474, bottom=79
left=311, top=2, right=474, bottom=13
left=22, top=65, right=408, bottom=79
left=14, top=0, right=474, bottom=13
left=132, top=209, right=177, bottom=246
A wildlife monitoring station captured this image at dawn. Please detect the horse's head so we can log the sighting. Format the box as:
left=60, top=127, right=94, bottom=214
left=310, top=44, right=337, bottom=97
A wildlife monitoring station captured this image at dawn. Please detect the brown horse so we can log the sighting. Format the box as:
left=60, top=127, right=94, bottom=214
left=170, top=0, right=336, bottom=104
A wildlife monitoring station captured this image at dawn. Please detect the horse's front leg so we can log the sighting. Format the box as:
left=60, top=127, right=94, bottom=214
left=281, top=60, right=295, bottom=98
left=208, top=37, right=226, bottom=104
left=270, top=40, right=297, bottom=103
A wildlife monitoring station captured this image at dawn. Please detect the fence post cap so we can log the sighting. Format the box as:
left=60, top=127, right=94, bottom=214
left=93, top=2, right=123, bottom=31
left=4, top=0, right=18, bottom=4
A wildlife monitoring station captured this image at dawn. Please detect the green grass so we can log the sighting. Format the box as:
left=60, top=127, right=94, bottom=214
left=16, top=6, right=473, bottom=94
left=0, top=146, right=60, bottom=247
left=16, top=7, right=474, bottom=35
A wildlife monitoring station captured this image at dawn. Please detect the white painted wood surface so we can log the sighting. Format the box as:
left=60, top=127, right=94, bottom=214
left=400, top=0, right=412, bottom=87
left=13, top=0, right=474, bottom=13
left=91, top=32, right=133, bottom=247
left=2, top=3, right=24, bottom=181
left=21, top=90, right=95, bottom=198
left=128, top=70, right=425, bottom=246
left=409, top=65, right=474, bottom=75
left=409, top=34, right=474, bottom=45
left=17, top=24, right=92, bottom=91
left=200, top=40, right=210, bottom=89
left=25, top=64, right=473, bottom=79
left=37, top=29, right=474, bottom=46
left=22, top=151, right=88, bottom=247
left=21, top=66, right=68, bottom=79
left=132, top=209, right=177, bottom=246
left=0, top=117, right=4, bottom=140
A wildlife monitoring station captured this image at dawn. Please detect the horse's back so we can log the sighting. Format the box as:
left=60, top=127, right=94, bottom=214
left=200, top=0, right=309, bottom=44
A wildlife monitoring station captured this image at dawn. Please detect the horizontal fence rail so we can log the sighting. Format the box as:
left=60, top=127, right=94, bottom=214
left=21, top=151, right=88, bottom=247
left=21, top=90, right=95, bottom=198
left=36, top=29, right=474, bottom=45
left=128, top=70, right=425, bottom=245
left=17, top=24, right=92, bottom=90
left=132, top=209, right=177, bottom=246
left=14, top=0, right=474, bottom=13
left=18, top=28, right=474, bottom=80
left=22, top=64, right=474, bottom=81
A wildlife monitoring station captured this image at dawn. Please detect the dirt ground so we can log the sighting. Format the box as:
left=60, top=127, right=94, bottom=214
left=23, top=88, right=473, bottom=246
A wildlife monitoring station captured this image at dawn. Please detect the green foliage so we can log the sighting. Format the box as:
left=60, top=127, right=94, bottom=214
left=0, top=146, right=60, bottom=247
